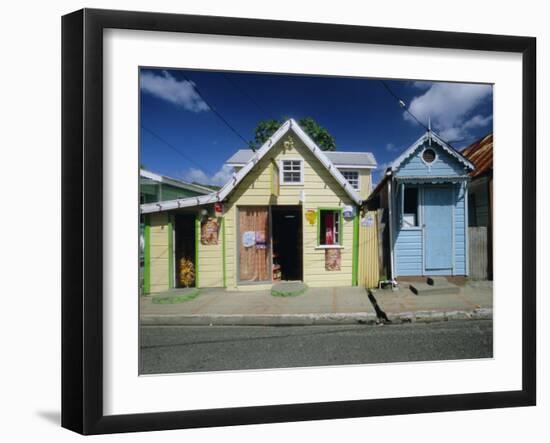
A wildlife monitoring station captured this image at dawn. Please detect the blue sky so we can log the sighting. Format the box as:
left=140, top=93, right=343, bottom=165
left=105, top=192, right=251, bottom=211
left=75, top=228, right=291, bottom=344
left=140, top=68, right=493, bottom=185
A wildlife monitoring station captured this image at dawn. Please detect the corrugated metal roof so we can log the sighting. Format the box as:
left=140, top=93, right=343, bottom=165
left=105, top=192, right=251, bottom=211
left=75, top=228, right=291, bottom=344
left=461, top=133, right=493, bottom=178
left=226, top=149, right=377, bottom=167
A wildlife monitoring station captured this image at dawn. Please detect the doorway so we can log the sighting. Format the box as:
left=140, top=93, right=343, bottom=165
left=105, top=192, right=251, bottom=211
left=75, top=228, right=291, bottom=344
left=271, top=206, right=303, bottom=281
left=174, top=213, right=196, bottom=288
left=238, top=207, right=271, bottom=283
left=423, top=186, right=453, bottom=273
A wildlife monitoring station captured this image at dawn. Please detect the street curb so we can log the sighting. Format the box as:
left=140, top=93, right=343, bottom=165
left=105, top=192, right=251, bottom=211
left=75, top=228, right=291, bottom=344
left=140, top=312, right=378, bottom=326
left=384, top=308, right=493, bottom=324
left=140, top=309, right=491, bottom=326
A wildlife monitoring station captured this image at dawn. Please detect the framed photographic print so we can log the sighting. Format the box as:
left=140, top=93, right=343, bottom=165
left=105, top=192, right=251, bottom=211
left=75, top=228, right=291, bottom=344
left=61, top=8, right=536, bottom=435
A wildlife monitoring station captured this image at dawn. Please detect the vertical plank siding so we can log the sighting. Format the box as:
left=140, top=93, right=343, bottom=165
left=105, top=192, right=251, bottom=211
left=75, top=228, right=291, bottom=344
left=143, top=219, right=150, bottom=294
left=357, top=211, right=380, bottom=288
left=469, top=226, right=489, bottom=279
left=352, top=214, right=359, bottom=286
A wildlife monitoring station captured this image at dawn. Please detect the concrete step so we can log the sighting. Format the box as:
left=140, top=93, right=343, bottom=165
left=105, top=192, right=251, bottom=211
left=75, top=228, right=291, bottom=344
left=427, top=276, right=448, bottom=286
left=271, top=281, right=308, bottom=297
left=409, top=281, right=460, bottom=296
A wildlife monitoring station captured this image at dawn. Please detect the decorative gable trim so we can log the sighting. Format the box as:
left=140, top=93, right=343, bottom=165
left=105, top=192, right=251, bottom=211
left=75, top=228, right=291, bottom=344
left=141, top=119, right=363, bottom=214
left=391, top=131, right=475, bottom=173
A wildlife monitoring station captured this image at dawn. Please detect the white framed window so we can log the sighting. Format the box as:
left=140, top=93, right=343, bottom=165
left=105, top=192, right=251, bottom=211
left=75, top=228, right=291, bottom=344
left=318, top=209, right=341, bottom=246
left=280, top=159, right=303, bottom=185
left=341, top=170, right=360, bottom=190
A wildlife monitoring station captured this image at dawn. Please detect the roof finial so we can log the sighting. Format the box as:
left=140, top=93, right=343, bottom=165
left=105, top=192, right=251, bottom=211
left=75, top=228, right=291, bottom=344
left=428, top=116, right=432, bottom=146
left=428, top=116, right=431, bottom=132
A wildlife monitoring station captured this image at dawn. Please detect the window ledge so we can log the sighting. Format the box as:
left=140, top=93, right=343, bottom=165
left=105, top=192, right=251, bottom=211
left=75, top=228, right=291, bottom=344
left=315, top=245, right=344, bottom=250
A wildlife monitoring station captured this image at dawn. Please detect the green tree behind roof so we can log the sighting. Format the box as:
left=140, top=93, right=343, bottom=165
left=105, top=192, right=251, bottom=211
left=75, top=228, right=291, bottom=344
left=251, top=117, right=336, bottom=151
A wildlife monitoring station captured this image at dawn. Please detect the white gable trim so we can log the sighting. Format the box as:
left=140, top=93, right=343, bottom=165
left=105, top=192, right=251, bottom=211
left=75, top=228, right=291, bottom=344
left=290, top=120, right=363, bottom=203
left=391, top=131, right=475, bottom=172
left=228, top=162, right=375, bottom=170
left=141, top=119, right=362, bottom=214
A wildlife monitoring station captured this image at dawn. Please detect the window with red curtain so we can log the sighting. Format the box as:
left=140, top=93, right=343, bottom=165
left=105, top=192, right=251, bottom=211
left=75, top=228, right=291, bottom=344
left=319, top=210, right=341, bottom=245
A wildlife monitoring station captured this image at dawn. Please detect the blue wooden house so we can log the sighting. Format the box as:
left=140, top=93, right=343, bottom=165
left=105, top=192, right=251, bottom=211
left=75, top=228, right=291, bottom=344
left=367, top=130, right=475, bottom=281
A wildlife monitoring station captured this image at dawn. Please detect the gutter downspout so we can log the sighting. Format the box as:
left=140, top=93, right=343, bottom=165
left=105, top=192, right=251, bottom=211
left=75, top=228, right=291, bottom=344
left=387, top=177, right=395, bottom=285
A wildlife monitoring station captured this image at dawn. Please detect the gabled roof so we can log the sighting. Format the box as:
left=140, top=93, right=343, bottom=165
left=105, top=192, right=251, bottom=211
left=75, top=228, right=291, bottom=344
left=365, top=131, right=475, bottom=207
left=140, top=169, right=213, bottom=194
left=226, top=149, right=377, bottom=169
left=141, top=119, right=368, bottom=214
left=391, top=130, right=475, bottom=172
left=461, top=133, right=493, bottom=178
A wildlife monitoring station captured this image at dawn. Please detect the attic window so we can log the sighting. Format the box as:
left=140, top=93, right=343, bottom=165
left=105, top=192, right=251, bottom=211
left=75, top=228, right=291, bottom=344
left=280, top=159, right=303, bottom=185
left=422, top=148, right=436, bottom=164
left=341, top=170, right=360, bottom=190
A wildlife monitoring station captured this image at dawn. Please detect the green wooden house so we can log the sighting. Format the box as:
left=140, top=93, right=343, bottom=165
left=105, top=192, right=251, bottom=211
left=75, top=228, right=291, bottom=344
left=139, top=169, right=211, bottom=292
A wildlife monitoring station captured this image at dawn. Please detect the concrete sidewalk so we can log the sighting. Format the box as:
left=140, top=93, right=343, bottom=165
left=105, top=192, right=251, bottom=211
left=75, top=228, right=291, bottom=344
left=140, top=282, right=493, bottom=326
left=141, top=286, right=376, bottom=326
left=370, top=280, right=493, bottom=323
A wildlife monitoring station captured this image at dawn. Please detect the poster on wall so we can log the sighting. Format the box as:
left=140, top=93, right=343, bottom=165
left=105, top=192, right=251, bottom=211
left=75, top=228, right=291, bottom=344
left=201, top=217, right=219, bottom=245
left=325, top=248, right=341, bottom=271
left=305, top=209, right=316, bottom=225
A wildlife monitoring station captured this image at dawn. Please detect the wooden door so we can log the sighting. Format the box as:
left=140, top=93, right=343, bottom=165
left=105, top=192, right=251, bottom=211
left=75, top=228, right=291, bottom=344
left=424, top=187, right=453, bottom=272
left=238, top=207, right=271, bottom=282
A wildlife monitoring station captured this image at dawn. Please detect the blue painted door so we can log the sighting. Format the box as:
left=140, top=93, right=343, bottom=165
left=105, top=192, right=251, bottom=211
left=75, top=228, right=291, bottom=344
left=424, top=187, right=453, bottom=272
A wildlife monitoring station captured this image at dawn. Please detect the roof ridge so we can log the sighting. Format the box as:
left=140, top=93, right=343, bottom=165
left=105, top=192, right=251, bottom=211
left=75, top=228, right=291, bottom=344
left=142, top=119, right=364, bottom=213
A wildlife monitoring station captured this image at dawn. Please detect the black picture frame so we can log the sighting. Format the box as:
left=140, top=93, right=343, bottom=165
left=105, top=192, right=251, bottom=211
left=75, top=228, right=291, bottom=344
left=62, top=8, right=536, bottom=435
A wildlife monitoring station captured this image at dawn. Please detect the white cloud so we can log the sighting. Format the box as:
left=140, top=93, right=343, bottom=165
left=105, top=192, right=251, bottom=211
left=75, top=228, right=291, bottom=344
left=141, top=70, right=209, bottom=112
left=182, top=164, right=234, bottom=187
left=411, top=80, right=432, bottom=90
left=211, top=165, right=234, bottom=186
left=386, top=142, right=397, bottom=152
left=462, top=114, right=493, bottom=130
left=373, top=161, right=392, bottom=185
left=404, top=82, right=492, bottom=141
left=181, top=168, right=209, bottom=184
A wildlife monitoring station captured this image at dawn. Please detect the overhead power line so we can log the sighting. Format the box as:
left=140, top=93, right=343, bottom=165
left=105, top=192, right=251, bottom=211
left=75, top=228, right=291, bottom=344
left=141, top=124, right=212, bottom=173
left=380, top=80, right=429, bottom=131
left=180, top=72, right=255, bottom=151
left=379, top=80, right=478, bottom=149
left=222, top=73, right=276, bottom=121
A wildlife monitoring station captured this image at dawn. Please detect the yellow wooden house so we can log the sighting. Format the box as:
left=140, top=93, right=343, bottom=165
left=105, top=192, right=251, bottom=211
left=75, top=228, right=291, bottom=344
left=140, top=119, right=379, bottom=293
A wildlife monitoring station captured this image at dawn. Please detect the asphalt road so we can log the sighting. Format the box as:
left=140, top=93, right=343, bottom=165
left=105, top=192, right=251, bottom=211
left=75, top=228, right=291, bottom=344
left=140, top=320, right=493, bottom=374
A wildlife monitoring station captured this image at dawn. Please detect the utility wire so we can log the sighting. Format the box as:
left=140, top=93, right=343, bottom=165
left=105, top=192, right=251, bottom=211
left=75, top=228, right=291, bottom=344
left=380, top=80, right=429, bottom=131
left=222, top=73, right=277, bottom=121
left=141, top=124, right=213, bottom=173
left=180, top=72, right=255, bottom=151
left=379, top=80, right=478, bottom=149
